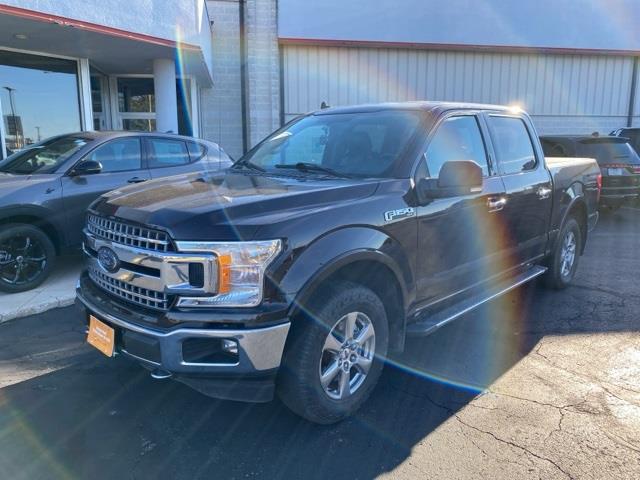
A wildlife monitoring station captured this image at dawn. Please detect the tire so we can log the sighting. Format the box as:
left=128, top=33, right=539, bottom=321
left=0, top=224, right=56, bottom=293
left=277, top=281, right=389, bottom=424
left=543, top=217, right=582, bottom=289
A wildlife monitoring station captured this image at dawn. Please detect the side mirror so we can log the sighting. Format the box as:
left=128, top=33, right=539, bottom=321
left=70, top=160, right=102, bottom=176
left=417, top=160, right=483, bottom=200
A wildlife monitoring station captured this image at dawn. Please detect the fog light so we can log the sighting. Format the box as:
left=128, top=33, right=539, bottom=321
left=222, top=339, right=238, bottom=355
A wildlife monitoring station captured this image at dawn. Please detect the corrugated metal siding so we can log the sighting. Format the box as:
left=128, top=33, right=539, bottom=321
left=283, top=45, right=636, bottom=133
left=632, top=59, right=640, bottom=127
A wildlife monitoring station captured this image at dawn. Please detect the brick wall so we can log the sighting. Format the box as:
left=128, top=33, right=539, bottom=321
left=244, top=0, right=281, bottom=148
left=203, top=0, right=281, bottom=156
left=202, top=0, right=244, bottom=159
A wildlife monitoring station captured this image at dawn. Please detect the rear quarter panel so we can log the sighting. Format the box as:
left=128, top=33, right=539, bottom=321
left=545, top=156, right=601, bottom=251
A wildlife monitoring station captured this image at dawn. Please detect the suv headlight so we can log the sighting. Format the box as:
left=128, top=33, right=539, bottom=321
left=175, top=240, right=282, bottom=308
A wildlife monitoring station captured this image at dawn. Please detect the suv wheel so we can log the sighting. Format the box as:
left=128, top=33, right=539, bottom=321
left=0, top=224, right=56, bottom=293
left=544, top=217, right=581, bottom=289
left=277, top=281, right=389, bottom=424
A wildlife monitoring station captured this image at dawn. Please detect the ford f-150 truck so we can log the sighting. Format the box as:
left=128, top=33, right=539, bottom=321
left=76, top=102, right=600, bottom=424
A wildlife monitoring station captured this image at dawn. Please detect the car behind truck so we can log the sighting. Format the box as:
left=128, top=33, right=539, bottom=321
left=76, top=102, right=600, bottom=424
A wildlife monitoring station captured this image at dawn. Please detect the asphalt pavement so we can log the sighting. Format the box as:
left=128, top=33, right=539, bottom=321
left=1, top=207, right=639, bottom=480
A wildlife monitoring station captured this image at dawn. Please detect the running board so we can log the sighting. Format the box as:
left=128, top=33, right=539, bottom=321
left=406, top=265, right=547, bottom=337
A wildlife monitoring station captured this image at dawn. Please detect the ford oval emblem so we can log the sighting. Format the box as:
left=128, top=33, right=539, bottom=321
left=97, top=246, right=120, bottom=274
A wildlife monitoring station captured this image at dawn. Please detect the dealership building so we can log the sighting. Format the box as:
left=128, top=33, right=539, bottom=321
left=1, top=0, right=639, bottom=160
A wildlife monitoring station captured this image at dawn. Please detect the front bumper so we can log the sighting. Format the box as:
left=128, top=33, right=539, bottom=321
left=76, top=278, right=290, bottom=402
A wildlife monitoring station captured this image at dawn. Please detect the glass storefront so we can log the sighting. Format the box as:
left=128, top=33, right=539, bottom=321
left=116, top=77, right=155, bottom=132
left=0, top=50, right=80, bottom=153
left=0, top=49, right=198, bottom=158
left=91, top=74, right=108, bottom=131
left=114, top=76, right=192, bottom=135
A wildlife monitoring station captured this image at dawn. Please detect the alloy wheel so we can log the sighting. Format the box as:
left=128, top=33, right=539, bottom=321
left=560, top=230, right=577, bottom=278
left=0, top=234, right=48, bottom=286
left=318, top=311, right=376, bottom=400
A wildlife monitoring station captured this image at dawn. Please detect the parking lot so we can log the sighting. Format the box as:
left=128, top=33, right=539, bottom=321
left=0, top=207, right=639, bottom=480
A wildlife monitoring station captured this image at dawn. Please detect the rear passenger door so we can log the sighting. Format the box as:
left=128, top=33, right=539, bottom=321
left=145, top=137, right=198, bottom=179
left=415, top=113, right=508, bottom=305
left=485, top=114, right=553, bottom=265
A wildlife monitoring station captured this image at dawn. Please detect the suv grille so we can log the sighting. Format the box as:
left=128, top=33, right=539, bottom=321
left=88, top=267, right=171, bottom=311
left=87, top=214, right=173, bottom=252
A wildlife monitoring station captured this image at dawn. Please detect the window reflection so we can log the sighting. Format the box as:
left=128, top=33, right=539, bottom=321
left=117, top=78, right=155, bottom=113
left=122, top=119, right=156, bottom=132
left=0, top=50, right=80, bottom=150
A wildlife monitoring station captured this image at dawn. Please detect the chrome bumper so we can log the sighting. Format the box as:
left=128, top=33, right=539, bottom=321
left=76, top=286, right=290, bottom=375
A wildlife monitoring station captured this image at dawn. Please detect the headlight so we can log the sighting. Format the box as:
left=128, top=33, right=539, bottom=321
left=174, top=240, right=282, bottom=308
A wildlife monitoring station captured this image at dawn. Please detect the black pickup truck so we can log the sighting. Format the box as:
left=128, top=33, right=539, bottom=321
left=76, top=102, right=600, bottom=424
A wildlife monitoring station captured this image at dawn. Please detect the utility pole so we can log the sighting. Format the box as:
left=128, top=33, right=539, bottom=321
left=35, top=126, right=41, bottom=142
left=2, top=86, right=21, bottom=148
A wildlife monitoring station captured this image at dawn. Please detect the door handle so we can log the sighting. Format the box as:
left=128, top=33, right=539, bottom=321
left=487, top=197, right=507, bottom=212
left=537, top=187, right=552, bottom=200
left=127, top=177, right=147, bottom=184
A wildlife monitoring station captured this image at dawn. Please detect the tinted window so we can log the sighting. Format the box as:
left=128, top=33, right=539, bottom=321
left=187, top=141, right=207, bottom=161
left=541, top=139, right=570, bottom=157
left=85, top=138, right=142, bottom=173
left=424, top=116, right=489, bottom=177
left=616, top=129, right=640, bottom=154
left=243, top=110, right=422, bottom=178
left=148, top=139, right=190, bottom=168
left=0, top=136, right=88, bottom=174
left=488, top=116, right=537, bottom=174
left=578, top=140, right=640, bottom=165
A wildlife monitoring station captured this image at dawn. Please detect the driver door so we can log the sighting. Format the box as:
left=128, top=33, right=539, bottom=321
left=415, top=113, right=509, bottom=307
left=61, top=137, right=150, bottom=246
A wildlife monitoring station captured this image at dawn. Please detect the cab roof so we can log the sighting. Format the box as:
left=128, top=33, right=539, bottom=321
left=313, top=101, right=516, bottom=116
left=541, top=135, right=629, bottom=143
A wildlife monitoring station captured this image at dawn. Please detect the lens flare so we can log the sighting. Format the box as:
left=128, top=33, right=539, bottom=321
left=174, top=25, right=193, bottom=136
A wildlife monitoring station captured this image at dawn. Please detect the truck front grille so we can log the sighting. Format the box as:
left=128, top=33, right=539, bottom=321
left=87, top=214, right=173, bottom=252
left=88, top=267, right=171, bottom=311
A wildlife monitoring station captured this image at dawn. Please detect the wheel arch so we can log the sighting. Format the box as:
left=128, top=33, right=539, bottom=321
left=287, top=248, right=409, bottom=353
left=561, top=196, right=588, bottom=255
left=0, top=208, right=64, bottom=254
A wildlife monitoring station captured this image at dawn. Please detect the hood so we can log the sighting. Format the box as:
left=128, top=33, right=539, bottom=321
left=92, top=171, right=379, bottom=240
left=0, top=172, right=60, bottom=200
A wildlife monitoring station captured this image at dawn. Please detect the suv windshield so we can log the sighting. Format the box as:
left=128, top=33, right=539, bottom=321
left=578, top=139, right=640, bottom=165
left=0, top=136, right=89, bottom=174
left=239, top=110, right=423, bottom=178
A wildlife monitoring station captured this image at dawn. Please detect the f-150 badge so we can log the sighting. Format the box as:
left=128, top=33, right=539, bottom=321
left=384, top=207, right=416, bottom=222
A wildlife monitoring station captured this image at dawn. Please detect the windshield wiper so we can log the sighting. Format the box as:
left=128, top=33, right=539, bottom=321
left=274, top=162, right=351, bottom=178
left=231, top=158, right=266, bottom=172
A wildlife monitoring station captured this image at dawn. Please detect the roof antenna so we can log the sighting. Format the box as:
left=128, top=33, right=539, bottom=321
left=320, top=101, right=330, bottom=109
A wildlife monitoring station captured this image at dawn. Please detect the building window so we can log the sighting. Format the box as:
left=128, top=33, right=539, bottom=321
left=116, top=77, right=155, bottom=132
left=0, top=49, right=80, bottom=152
left=113, top=76, right=193, bottom=135
left=122, top=118, right=156, bottom=131
left=91, top=73, right=110, bottom=130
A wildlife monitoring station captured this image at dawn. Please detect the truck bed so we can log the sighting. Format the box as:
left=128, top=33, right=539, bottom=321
left=545, top=156, right=600, bottom=192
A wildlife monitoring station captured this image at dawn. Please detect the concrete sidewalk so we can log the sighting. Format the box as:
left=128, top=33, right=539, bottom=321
left=0, top=254, right=82, bottom=324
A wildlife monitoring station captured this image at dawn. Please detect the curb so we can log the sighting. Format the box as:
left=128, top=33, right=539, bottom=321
left=0, top=295, right=76, bottom=325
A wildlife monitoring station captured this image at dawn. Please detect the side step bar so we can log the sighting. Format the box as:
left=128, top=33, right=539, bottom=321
left=406, top=265, right=547, bottom=337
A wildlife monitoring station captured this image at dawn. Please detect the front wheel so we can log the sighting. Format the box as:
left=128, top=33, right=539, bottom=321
left=0, top=224, right=56, bottom=293
left=543, top=217, right=582, bottom=289
left=277, top=281, right=389, bottom=424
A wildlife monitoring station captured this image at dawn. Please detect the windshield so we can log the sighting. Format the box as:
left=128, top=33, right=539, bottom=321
left=240, top=110, right=423, bottom=178
left=578, top=140, right=640, bottom=165
left=0, top=136, right=89, bottom=174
